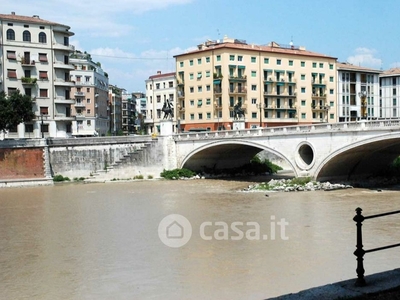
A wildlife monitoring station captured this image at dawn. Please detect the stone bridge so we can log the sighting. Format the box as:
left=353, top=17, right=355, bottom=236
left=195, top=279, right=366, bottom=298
left=170, top=120, right=400, bottom=181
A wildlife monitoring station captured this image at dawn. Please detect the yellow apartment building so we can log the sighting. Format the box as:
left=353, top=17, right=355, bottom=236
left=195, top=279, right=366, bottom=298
left=174, top=36, right=337, bottom=131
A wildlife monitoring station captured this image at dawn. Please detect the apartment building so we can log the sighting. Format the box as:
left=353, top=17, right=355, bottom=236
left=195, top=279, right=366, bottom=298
left=69, top=51, right=109, bottom=136
left=337, top=63, right=381, bottom=122
left=0, top=12, right=75, bottom=138
left=145, top=71, right=176, bottom=134
left=121, top=91, right=137, bottom=135
left=108, top=84, right=122, bottom=135
left=379, top=68, right=400, bottom=118
left=132, top=92, right=146, bottom=133
left=174, top=36, right=337, bottom=131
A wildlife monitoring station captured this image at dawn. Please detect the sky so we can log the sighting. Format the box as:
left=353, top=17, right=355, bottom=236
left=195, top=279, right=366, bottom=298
left=3, top=0, right=400, bottom=93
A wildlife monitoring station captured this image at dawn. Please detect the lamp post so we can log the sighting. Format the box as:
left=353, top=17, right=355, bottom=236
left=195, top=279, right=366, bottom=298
left=39, top=114, right=48, bottom=138
left=256, top=102, right=266, bottom=128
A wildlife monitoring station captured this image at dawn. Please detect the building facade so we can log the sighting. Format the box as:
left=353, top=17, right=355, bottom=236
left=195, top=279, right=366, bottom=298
left=121, top=91, right=137, bottom=135
left=337, top=63, right=381, bottom=122
left=145, top=71, right=176, bottom=134
left=0, top=12, right=75, bottom=138
left=69, top=51, right=109, bottom=136
left=108, top=84, right=122, bottom=135
left=174, top=36, right=337, bottom=131
left=379, top=68, right=400, bottom=119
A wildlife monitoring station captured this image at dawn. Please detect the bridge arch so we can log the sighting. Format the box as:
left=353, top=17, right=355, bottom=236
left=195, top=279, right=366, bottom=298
left=315, top=133, right=400, bottom=181
left=179, top=140, right=297, bottom=176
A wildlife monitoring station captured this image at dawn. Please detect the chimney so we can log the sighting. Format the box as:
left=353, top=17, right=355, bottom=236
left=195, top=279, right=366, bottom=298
left=157, top=71, right=161, bottom=75
left=11, top=12, right=15, bottom=15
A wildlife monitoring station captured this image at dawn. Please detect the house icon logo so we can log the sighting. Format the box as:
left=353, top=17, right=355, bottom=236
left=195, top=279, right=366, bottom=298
left=158, top=214, right=192, bottom=248
left=166, top=221, right=184, bottom=239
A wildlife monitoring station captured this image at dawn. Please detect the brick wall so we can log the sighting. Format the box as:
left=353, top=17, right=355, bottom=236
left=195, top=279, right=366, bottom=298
left=0, top=148, right=44, bottom=179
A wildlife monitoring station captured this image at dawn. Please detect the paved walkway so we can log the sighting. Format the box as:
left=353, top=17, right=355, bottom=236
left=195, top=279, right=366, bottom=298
left=267, top=268, right=400, bottom=299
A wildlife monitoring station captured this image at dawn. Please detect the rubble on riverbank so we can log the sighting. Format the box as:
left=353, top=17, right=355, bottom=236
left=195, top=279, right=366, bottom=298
left=243, top=178, right=353, bottom=192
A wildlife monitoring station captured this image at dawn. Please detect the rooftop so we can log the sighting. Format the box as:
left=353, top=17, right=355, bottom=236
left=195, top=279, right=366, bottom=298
left=381, top=67, right=400, bottom=77
left=337, top=62, right=382, bottom=73
left=0, top=12, right=71, bottom=29
left=174, top=35, right=337, bottom=60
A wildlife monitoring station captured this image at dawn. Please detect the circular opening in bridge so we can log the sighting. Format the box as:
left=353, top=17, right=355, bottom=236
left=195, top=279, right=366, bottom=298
left=298, top=144, right=314, bottom=166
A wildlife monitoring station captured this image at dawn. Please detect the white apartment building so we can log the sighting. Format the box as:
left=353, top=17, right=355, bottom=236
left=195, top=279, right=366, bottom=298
left=337, top=63, right=381, bottom=122
left=0, top=12, right=75, bottom=138
left=379, top=68, right=400, bottom=118
left=145, top=71, right=176, bottom=134
left=70, top=51, right=109, bottom=136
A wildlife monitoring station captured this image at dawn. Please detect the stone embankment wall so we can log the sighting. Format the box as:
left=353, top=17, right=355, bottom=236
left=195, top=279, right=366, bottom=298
left=0, top=147, right=45, bottom=179
left=0, top=136, right=177, bottom=183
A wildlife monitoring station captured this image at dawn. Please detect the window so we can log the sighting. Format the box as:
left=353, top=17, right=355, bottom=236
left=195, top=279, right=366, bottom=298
left=189, top=60, right=193, bottom=66
left=251, top=85, right=257, bottom=91
left=301, top=74, right=305, bottom=80
left=252, top=112, right=257, bottom=119
left=190, top=100, right=194, bottom=106
left=156, top=95, right=161, bottom=102
left=198, top=86, right=202, bottom=92
left=319, top=63, right=324, bottom=68
left=64, top=36, right=69, bottom=46
left=301, top=61, right=305, bottom=67
left=301, top=113, right=306, bottom=119
left=7, top=69, right=17, bottom=78
left=169, top=81, right=173, bottom=88
left=206, top=98, right=211, bottom=105
left=39, top=71, right=48, bottom=79
left=87, top=109, right=91, bottom=114
left=251, top=71, right=256, bottom=77
left=197, top=72, right=202, bottom=79
left=38, top=32, right=46, bottom=43
left=216, top=55, right=221, bottom=61
left=87, top=98, right=91, bottom=103
left=251, top=98, right=257, bottom=104
left=40, top=89, right=48, bottom=97
left=230, top=55, right=235, bottom=61
left=264, top=58, right=269, bottom=64
left=330, top=89, right=334, bottom=94
left=206, top=85, right=210, bottom=91
left=301, top=100, right=306, bottom=106
left=238, top=56, right=243, bottom=61
left=39, top=53, right=48, bottom=62
left=189, top=73, right=194, bottom=80
left=7, top=29, right=15, bottom=40
left=7, top=51, right=16, bottom=60
left=156, top=83, right=160, bottom=89
left=206, top=112, right=211, bottom=119
left=251, top=57, right=256, bottom=63
left=312, top=62, right=317, bottom=68
left=198, top=100, right=203, bottom=107
left=40, top=107, right=49, bottom=115
left=329, top=64, right=334, bottom=70
left=180, top=62, right=184, bottom=67
left=277, top=59, right=281, bottom=65
left=206, top=71, right=210, bottom=78
left=301, top=87, right=306, bottom=93
left=393, top=88, right=397, bottom=96
left=197, top=58, right=202, bottom=65
left=206, top=57, right=210, bottom=63
left=190, top=87, right=194, bottom=93
left=87, top=120, right=91, bottom=126
left=289, top=60, right=293, bottom=66
left=330, top=76, right=334, bottom=82
left=23, top=30, right=31, bottom=42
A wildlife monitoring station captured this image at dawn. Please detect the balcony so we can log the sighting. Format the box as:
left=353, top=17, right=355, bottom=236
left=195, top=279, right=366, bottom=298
left=54, top=98, right=75, bottom=104
left=21, top=77, right=37, bottom=85
left=20, top=59, right=36, bottom=67
left=178, top=90, right=185, bottom=98
left=54, top=62, right=74, bottom=70
left=228, top=75, right=247, bottom=82
left=54, top=114, right=75, bottom=121
left=53, top=43, right=75, bottom=51
left=75, top=113, right=86, bottom=119
left=312, top=79, right=327, bottom=87
left=228, top=88, right=247, bottom=95
left=312, top=93, right=327, bottom=99
left=54, top=79, right=75, bottom=86
left=74, top=91, right=85, bottom=97
left=74, top=102, right=86, bottom=108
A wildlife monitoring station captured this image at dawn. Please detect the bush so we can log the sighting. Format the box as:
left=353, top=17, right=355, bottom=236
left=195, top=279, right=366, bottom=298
left=53, top=175, right=70, bottom=182
left=160, top=168, right=196, bottom=180
left=147, top=175, right=153, bottom=179
left=134, top=175, right=144, bottom=180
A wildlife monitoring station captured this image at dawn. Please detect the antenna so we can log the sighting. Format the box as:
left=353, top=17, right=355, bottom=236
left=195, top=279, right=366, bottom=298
left=290, top=36, right=294, bottom=49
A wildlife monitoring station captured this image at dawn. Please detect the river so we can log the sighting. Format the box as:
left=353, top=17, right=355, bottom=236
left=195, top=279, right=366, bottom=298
left=1, top=179, right=400, bottom=300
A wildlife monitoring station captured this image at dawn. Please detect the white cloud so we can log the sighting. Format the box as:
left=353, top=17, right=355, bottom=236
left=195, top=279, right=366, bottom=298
left=347, top=48, right=382, bottom=68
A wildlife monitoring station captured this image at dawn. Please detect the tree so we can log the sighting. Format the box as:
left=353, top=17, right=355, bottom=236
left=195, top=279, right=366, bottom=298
left=0, top=90, right=35, bottom=132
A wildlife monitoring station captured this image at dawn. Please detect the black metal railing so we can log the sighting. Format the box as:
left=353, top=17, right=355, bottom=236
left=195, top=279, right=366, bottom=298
left=353, top=207, right=400, bottom=286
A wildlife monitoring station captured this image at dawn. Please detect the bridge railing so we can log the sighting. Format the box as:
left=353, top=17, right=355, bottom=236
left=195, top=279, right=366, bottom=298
left=353, top=207, right=400, bottom=286
left=174, top=118, right=400, bottom=140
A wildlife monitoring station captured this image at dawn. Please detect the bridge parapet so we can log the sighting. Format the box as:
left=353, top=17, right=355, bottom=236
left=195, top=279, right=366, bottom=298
left=174, top=119, right=400, bottom=141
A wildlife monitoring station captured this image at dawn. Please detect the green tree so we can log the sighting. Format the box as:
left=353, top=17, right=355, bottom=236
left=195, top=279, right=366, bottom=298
left=0, top=90, right=35, bottom=132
